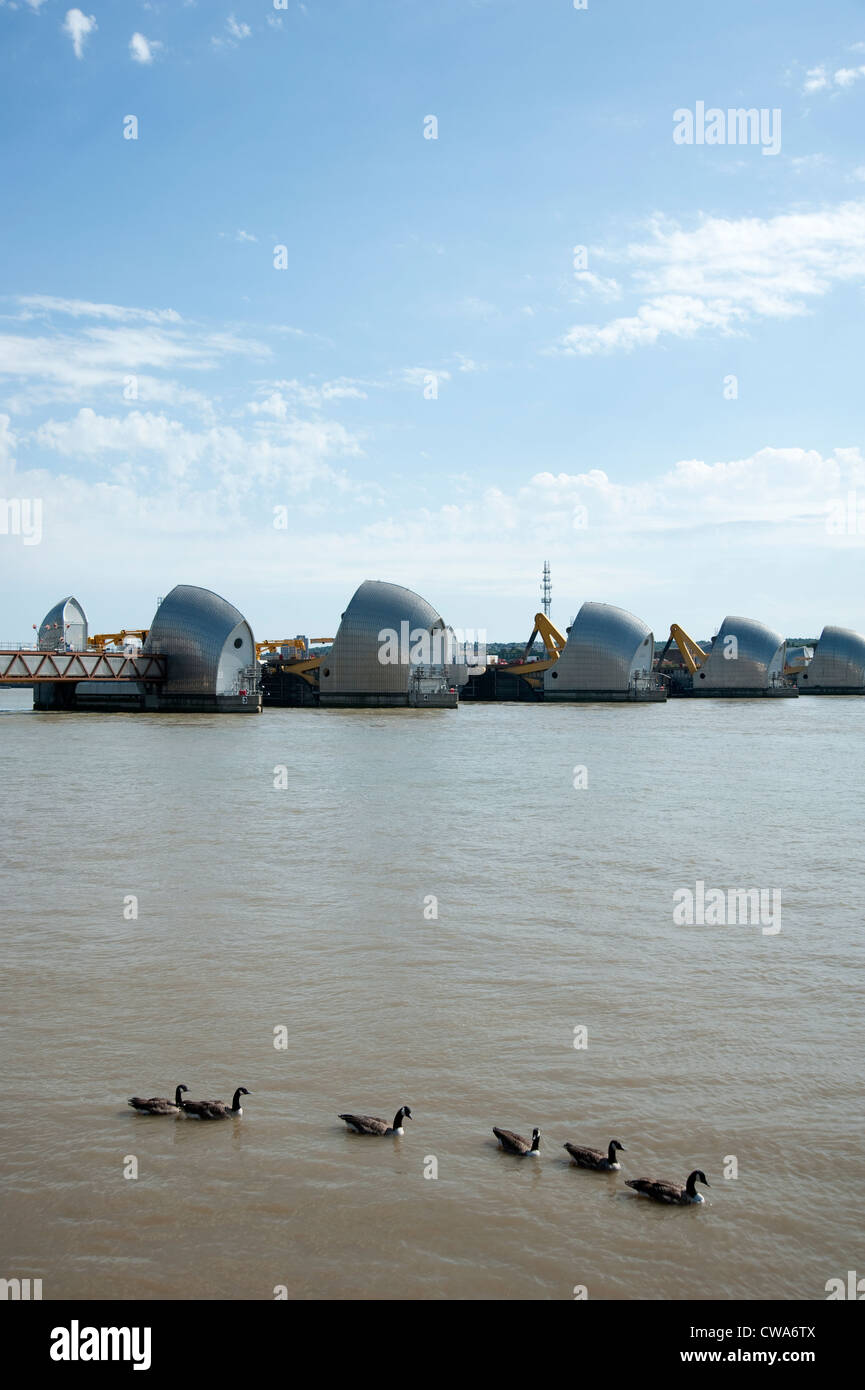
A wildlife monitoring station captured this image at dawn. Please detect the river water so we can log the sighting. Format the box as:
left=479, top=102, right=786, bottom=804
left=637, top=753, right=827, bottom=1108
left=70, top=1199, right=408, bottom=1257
left=1, top=688, right=862, bottom=1300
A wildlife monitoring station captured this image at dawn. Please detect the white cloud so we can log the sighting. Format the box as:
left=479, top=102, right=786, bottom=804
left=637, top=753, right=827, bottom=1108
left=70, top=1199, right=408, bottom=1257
left=129, top=32, right=161, bottom=65
left=0, top=301, right=270, bottom=406
left=33, top=406, right=364, bottom=495
left=214, top=14, right=251, bottom=46
left=399, top=366, right=451, bottom=387
left=18, top=295, right=181, bottom=325
left=62, top=9, right=96, bottom=60
left=454, top=353, right=479, bottom=373
left=249, top=379, right=369, bottom=416
left=0, top=413, right=16, bottom=468
left=804, top=65, right=829, bottom=93
left=802, top=58, right=865, bottom=92
left=834, top=66, right=865, bottom=87
left=572, top=269, right=622, bottom=301
left=559, top=202, right=865, bottom=355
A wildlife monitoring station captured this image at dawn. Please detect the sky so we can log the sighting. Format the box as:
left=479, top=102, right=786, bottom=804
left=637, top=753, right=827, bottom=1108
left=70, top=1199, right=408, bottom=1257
left=1, top=0, right=864, bottom=642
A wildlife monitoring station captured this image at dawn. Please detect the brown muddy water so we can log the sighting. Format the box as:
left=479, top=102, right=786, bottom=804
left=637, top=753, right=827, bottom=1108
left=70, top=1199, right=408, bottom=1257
left=1, top=688, right=863, bottom=1300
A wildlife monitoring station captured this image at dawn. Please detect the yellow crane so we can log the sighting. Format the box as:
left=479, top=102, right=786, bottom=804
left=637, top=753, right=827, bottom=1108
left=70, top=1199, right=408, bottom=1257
left=255, top=637, right=334, bottom=659
left=497, top=612, right=569, bottom=689
left=655, top=623, right=709, bottom=674
left=522, top=613, right=568, bottom=662
left=88, top=630, right=149, bottom=649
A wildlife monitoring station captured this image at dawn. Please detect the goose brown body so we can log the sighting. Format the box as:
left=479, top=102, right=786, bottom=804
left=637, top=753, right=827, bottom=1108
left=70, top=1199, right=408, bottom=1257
left=563, top=1139, right=625, bottom=1171
left=127, top=1084, right=188, bottom=1115
left=626, top=1169, right=710, bottom=1204
left=181, top=1087, right=250, bottom=1120
left=493, top=1126, right=541, bottom=1155
left=338, top=1106, right=412, bottom=1136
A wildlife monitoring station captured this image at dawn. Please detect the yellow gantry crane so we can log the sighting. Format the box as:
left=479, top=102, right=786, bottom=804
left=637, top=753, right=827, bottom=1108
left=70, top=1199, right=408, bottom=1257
left=498, top=612, right=569, bottom=689
left=655, top=623, right=709, bottom=674
left=255, top=637, right=335, bottom=690
left=88, top=630, right=149, bottom=649
left=255, top=637, right=334, bottom=659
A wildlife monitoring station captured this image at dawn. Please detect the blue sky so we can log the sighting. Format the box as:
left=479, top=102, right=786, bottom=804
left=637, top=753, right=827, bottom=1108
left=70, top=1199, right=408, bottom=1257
left=1, top=0, right=864, bottom=642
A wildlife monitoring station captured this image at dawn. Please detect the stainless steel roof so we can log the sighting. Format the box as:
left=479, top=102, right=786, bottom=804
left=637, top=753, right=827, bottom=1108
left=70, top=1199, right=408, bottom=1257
left=696, top=615, right=786, bottom=690
left=544, top=600, right=655, bottom=693
left=797, top=624, right=865, bottom=689
left=143, top=584, right=255, bottom=694
left=38, top=596, right=87, bottom=651
left=319, top=579, right=451, bottom=697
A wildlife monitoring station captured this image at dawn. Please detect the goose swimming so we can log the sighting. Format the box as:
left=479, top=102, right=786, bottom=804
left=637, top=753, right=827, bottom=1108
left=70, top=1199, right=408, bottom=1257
left=563, top=1139, right=624, bottom=1171
left=493, top=1126, right=541, bottom=1156
left=127, top=1084, right=188, bottom=1116
left=338, top=1106, right=413, bottom=1136
left=626, top=1169, right=710, bottom=1205
left=201, top=1087, right=250, bottom=1118
left=181, top=1087, right=250, bottom=1120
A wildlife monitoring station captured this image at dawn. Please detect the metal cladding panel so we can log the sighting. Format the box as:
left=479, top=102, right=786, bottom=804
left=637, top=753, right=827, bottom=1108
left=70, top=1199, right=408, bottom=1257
left=143, top=584, right=253, bottom=694
left=698, top=615, right=785, bottom=690
left=544, top=601, right=654, bottom=693
left=38, top=596, right=87, bottom=651
left=798, top=625, right=865, bottom=689
left=319, top=580, right=448, bottom=696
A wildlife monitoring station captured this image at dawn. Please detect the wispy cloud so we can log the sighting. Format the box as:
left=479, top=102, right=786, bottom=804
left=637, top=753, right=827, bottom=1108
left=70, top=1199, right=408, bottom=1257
left=213, top=14, right=251, bottom=47
left=18, top=295, right=182, bottom=324
left=0, top=298, right=270, bottom=408
left=558, top=202, right=865, bottom=355
left=249, top=379, right=370, bottom=416
left=62, top=8, right=96, bottom=60
left=802, top=57, right=865, bottom=93
left=129, top=32, right=161, bottom=65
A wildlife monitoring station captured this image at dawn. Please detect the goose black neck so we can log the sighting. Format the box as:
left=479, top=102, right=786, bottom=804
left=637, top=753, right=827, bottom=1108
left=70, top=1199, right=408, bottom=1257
left=530, top=1131, right=540, bottom=1152
left=392, top=1109, right=405, bottom=1130
left=686, top=1171, right=699, bottom=1195
left=607, top=1142, right=618, bottom=1164
left=232, top=1089, right=243, bottom=1112
left=174, top=1087, right=185, bottom=1107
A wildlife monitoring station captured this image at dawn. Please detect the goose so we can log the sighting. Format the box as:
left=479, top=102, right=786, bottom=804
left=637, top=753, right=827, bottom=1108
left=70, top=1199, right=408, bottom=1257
left=181, top=1087, right=250, bottom=1120
left=493, top=1126, right=541, bottom=1156
left=127, top=1084, right=188, bottom=1116
left=563, top=1139, right=625, bottom=1171
left=201, top=1087, right=250, bottom=1118
left=338, top=1106, right=413, bottom=1136
left=626, top=1169, right=710, bottom=1205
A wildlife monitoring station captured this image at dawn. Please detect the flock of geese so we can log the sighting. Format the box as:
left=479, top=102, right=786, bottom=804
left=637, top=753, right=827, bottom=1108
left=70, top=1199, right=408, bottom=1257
left=491, top=1124, right=710, bottom=1205
left=127, top=1090, right=710, bottom=1206
left=128, top=1084, right=249, bottom=1121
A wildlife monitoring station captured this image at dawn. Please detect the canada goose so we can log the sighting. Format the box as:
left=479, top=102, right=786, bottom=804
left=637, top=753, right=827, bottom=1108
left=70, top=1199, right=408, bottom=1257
left=493, top=1126, right=541, bottom=1156
left=338, top=1106, right=413, bottom=1136
left=180, top=1087, right=249, bottom=1120
left=563, top=1139, right=625, bottom=1171
left=127, top=1084, right=188, bottom=1116
left=626, top=1169, right=710, bottom=1205
left=201, top=1087, right=250, bottom=1117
